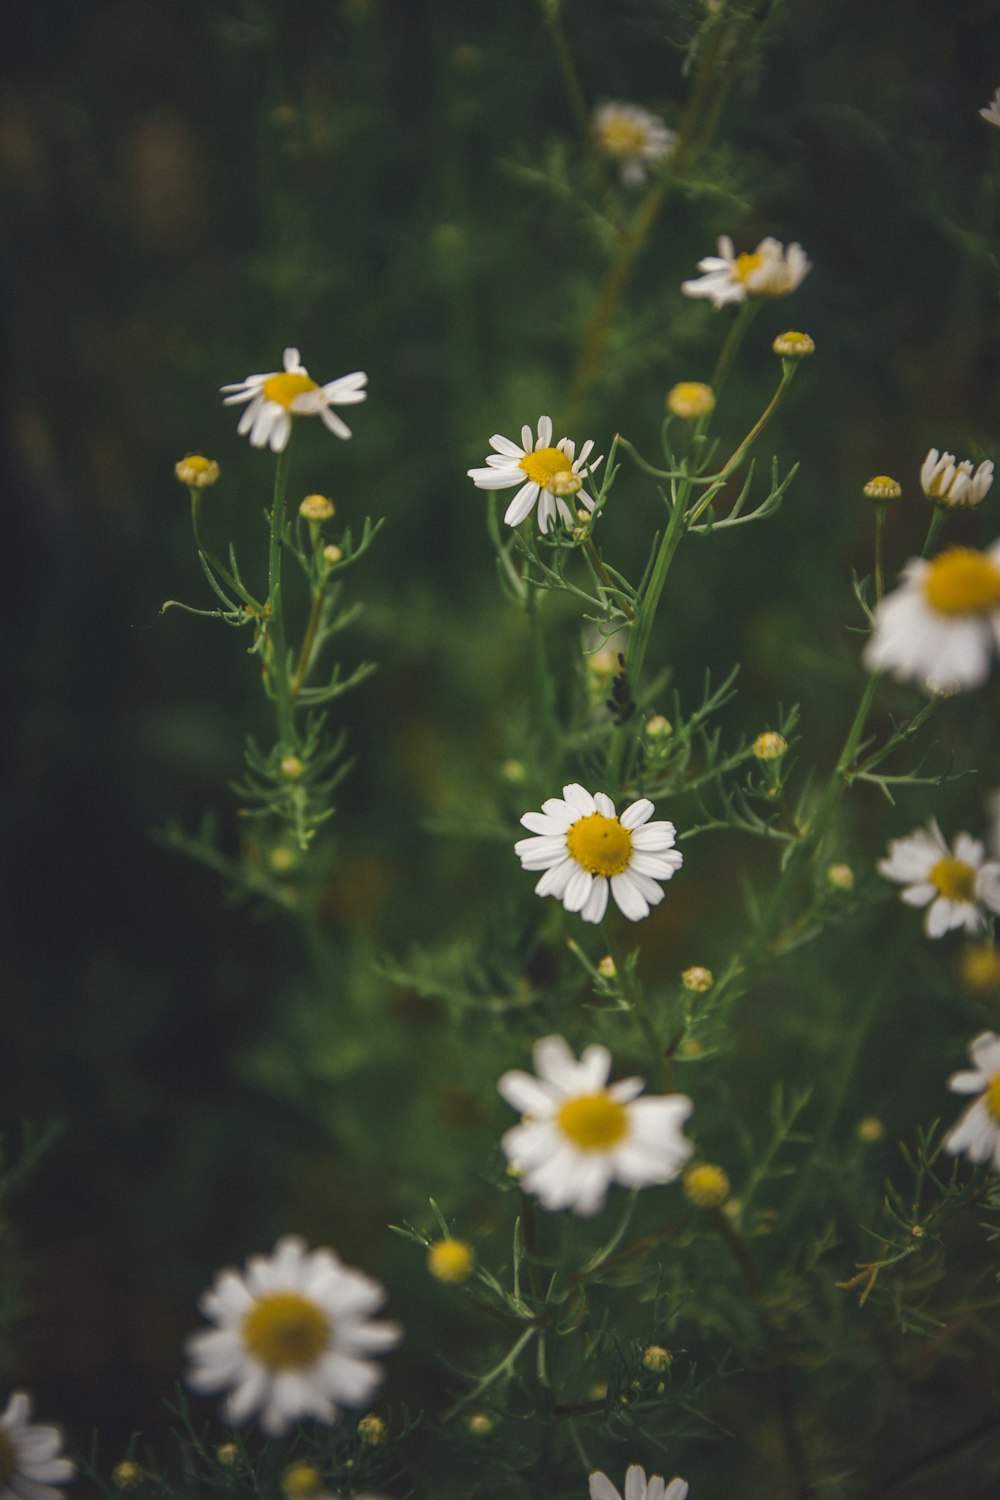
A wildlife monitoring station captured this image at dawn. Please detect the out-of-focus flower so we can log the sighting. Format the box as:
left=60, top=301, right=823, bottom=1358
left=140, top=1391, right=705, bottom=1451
left=666, top=382, right=715, bottom=419
left=0, top=1392, right=74, bottom=1500
left=593, top=101, right=676, bottom=187
left=498, top=1035, right=693, bottom=1216
left=515, top=782, right=683, bottom=924
left=944, top=1031, right=1000, bottom=1169
left=980, top=87, right=1000, bottom=127
left=221, top=347, right=367, bottom=452
left=467, top=416, right=602, bottom=534
left=920, top=449, right=994, bottom=509
left=589, top=1465, right=689, bottom=1500
left=683, top=1162, right=730, bottom=1208
left=773, top=330, right=815, bottom=358
left=682, top=236, right=810, bottom=308
left=863, top=542, right=1000, bottom=693
left=175, top=454, right=220, bottom=488
left=878, top=820, right=1000, bottom=938
left=427, top=1238, right=475, bottom=1284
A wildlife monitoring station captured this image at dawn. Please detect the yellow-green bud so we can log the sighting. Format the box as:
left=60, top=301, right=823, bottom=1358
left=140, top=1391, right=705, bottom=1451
left=500, top=758, right=526, bottom=784
left=666, top=382, right=715, bottom=420
left=281, top=1465, right=324, bottom=1500
left=322, top=543, right=343, bottom=565
left=216, top=1444, right=240, bottom=1465
left=467, top=1411, right=494, bottom=1435
left=681, top=965, right=713, bottom=993
left=863, top=475, right=902, bottom=502
left=645, top=714, right=673, bottom=738
left=300, top=493, right=336, bottom=521
left=642, top=1344, right=672, bottom=1372
left=959, top=943, right=1000, bottom=995
left=772, top=330, right=815, bottom=359
left=827, top=862, right=854, bottom=891
left=427, top=1237, right=475, bottom=1283
left=753, top=731, right=787, bottom=761
left=280, top=755, right=304, bottom=780
left=175, top=454, right=220, bottom=489
left=856, top=1116, right=885, bottom=1144
left=357, top=1413, right=387, bottom=1445
left=683, top=1162, right=730, bottom=1208
left=597, top=955, right=617, bottom=979
left=112, top=1462, right=144, bottom=1492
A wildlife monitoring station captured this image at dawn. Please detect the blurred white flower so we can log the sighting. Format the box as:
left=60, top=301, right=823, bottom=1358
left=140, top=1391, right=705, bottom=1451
left=878, top=820, right=1000, bottom=938
left=221, top=347, right=367, bottom=452
left=592, top=101, right=676, bottom=187
left=590, top=1464, right=689, bottom=1500
left=920, top=448, right=994, bottom=508
left=467, top=417, right=602, bottom=533
left=515, top=782, right=682, bottom=924
left=499, top=1036, right=693, bottom=1216
left=681, top=235, right=810, bottom=308
left=980, top=87, right=1000, bottom=127
left=185, top=1236, right=401, bottom=1436
left=0, top=1391, right=73, bottom=1500
left=863, top=542, right=1000, bottom=693
left=944, top=1031, right=1000, bottom=1170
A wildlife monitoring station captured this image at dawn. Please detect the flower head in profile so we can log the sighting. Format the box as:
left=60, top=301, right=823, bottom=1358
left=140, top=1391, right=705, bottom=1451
left=515, top=783, right=682, bottom=924
left=185, top=1236, right=401, bottom=1436
left=920, top=448, right=994, bottom=509
left=863, top=541, right=1000, bottom=693
left=682, top=235, right=810, bottom=308
left=499, top=1036, right=693, bottom=1216
left=980, top=87, right=1000, bottom=127
left=878, top=820, right=1000, bottom=938
left=592, top=101, right=676, bottom=187
left=221, top=348, right=367, bottom=452
left=590, top=1464, right=689, bottom=1500
left=0, top=1391, right=74, bottom=1500
left=467, top=417, right=602, bottom=533
left=944, top=1032, right=1000, bottom=1170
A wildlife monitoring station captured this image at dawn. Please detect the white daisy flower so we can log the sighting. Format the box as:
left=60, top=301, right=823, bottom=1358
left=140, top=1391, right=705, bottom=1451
left=681, top=235, right=810, bottom=308
left=515, top=782, right=682, bottom=924
left=0, top=1391, right=74, bottom=1500
left=185, top=1236, right=402, bottom=1436
left=221, top=348, right=367, bottom=452
left=980, top=87, right=1000, bottom=127
left=467, top=416, right=603, bottom=533
left=877, top=820, right=1000, bottom=938
left=590, top=1467, right=689, bottom=1500
left=862, top=541, right=1000, bottom=693
left=920, top=448, right=994, bottom=509
left=944, top=1031, right=1000, bottom=1169
left=499, top=1036, right=693, bottom=1216
left=592, top=101, right=677, bottom=188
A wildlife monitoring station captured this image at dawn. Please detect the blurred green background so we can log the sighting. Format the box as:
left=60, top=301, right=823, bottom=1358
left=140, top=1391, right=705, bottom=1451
left=3, top=0, right=1000, bottom=1488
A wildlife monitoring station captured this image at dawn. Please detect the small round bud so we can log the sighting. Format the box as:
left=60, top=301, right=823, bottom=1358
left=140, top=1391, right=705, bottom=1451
left=357, top=1413, right=387, bottom=1445
left=645, top=714, right=673, bottom=738
left=467, top=1411, right=494, bottom=1435
left=300, top=493, right=336, bottom=522
left=112, top=1462, right=144, bottom=1492
left=642, top=1343, right=672, bottom=1372
left=282, top=1465, right=324, bottom=1500
left=856, top=1116, right=885, bottom=1144
left=772, top=330, right=815, bottom=359
left=683, top=1162, right=730, bottom=1209
left=427, top=1237, right=475, bottom=1283
left=589, top=1380, right=609, bottom=1400
left=862, top=475, right=902, bottom=502
left=666, top=381, right=716, bottom=420
left=175, top=454, right=220, bottom=489
left=680, top=1038, right=703, bottom=1057
left=827, top=862, right=854, bottom=891
left=216, top=1444, right=240, bottom=1465
left=322, top=543, right=343, bottom=565
left=681, top=965, right=713, bottom=993
left=280, top=755, right=304, bottom=780
left=959, top=943, right=1000, bottom=995
left=753, top=731, right=787, bottom=761
left=269, top=845, right=298, bottom=873
left=548, top=469, right=583, bottom=498
left=587, top=649, right=618, bottom=679
left=500, top=758, right=526, bottom=784
left=597, top=955, right=617, bottom=979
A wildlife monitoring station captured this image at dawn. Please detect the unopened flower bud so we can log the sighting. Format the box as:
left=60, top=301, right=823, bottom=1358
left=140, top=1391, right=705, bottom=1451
left=282, top=1465, right=324, bottom=1500
left=427, top=1237, right=475, bottom=1283
left=357, top=1413, right=387, bottom=1445
left=597, top=955, right=617, bottom=978
left=642, top=1343, right=672, bottom=1372
left=666, top=382, right=715, bottom=420
left=856, top=1116, right=884, bottom=1144
left=549, top=469, right=583, bottom=498
left=827, top=862, right=854, bottom=890
left=772, top=330, right=815, bottom=359
left=112, top=1463, right=144, bottom=1492
left=646, top=714, right=673, bottom=738
left=300, top=493, right=336, bottom=522
left=753, top=731, right=787, bottom=761
left=280, top=755, right=305, bottom=780
left=681, top=965, right=713, bottom=993
left=175, top=454, right=220, bottom=488
left=216, top=1444, right=240, bottom=1465
left=683, top=1162, right=730, bottom=1208
left=863, top=474, right=902, bottom=502
left=501, top=758, right=526, bottom=784
left=467, top=1411, right=494, bottom=1435
left=322, top=543, right=343, bottom=564
left=959, top=943, right=1000, bottom=995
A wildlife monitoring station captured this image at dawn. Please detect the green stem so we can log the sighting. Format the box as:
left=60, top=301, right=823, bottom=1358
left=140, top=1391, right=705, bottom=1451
left=874, top=502, right=887, bottom=602
left=291, top=587, right=324, bottom=704
left=539, top=0, right=592, bottom=153
left=922, top=504, right=948, bottom=558
left=604, top=925, right=669, bottom=1088
left=687, top=366, right=794, bottom=527
left=189, top=492, right=264, bottom=613
left=709, top=299, right=759, bottom=400
left=266, top=446, right=296, bottom=749
left=527, top=582, right=561, bottom=766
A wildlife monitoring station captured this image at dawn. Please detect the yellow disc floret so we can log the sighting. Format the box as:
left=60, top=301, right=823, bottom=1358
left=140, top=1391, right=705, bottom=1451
left=519, top=446, right=575, bottom=490
left=557, top=1091, right=629, bottom=1151
left=735, top=251, right=763, bottom=282
left=987, top=1073, right=1000, bottom=1122
left=241, top=1292, right=330, bottom=1370
left=262, top=371, right=319, bottom=408
left=929, top=857, right=976, bottom=903
left=923, top=548, right=1000, bottom=616
left=683, top=1162, right=730, bottom=1208
left=597, top=115, right=648, bottom=156
left=566, top=813, right=632, bottom=877
left=427, top=1237, right=476, bottom=1283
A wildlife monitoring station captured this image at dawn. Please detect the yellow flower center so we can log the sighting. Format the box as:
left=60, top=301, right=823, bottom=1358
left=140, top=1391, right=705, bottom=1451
left=929, top=857, right=976, bottom=903
left=566, top=812, right=633, bottom=876
left=987, top=1073, right=1000, bottom=1121
left=427, top=1238, right=476, bottom=1283
left=519, top=446, right=574, bottom=490
left=597, top=116, right=648, bottom=156
left=241, top=1292, right=331, bottom=1370
left=557, top=1091, right=629, bottom=1150
left=0, top=1430, right=14, bottom=1487
left=923, top=548, right=1000, bottom=616
left=734, top=251, right=763, bottom=282
left=262, top=371, right=319, bottom=409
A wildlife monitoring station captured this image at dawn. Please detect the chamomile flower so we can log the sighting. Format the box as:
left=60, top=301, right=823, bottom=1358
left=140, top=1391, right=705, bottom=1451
left=221, top=348, right=367, bottom=452
left=185, top=1236, right=401, bottom=1436
left=515, top=783, right=682, bottom=924
left=920, top=448, right=994, bottom=509
left=498, top=1036, right=693, bottom=1216
left=877, top=820, right=1000, bottom=938
left=944, top=1031, right=1000, bottom=1169
left=589, top=1464, right=689, bottom=1500
left=682, top=235, right=810, bottom=308
left=0, top=1391, right=74, bottom=1500
left=980, top=87, right=1000, bottom=127
left=467, top=416, right=603, bottom=533
left=592, top=101, right=676, bottom=187
left=862, top=541, right=1000, bottom=693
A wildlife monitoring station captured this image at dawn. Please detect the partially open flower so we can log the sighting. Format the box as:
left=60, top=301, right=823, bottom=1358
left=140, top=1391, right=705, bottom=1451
left=773, top=330, right=815, bottom=358
left=175, top=454, right=220, bottom=488
left=666, top=382, right=715, bottom=420
left=920, top=449, right=994, bottom=509
left=863, top=475, right=902, bottom=502
left=682, top=236, right=810, bottom=308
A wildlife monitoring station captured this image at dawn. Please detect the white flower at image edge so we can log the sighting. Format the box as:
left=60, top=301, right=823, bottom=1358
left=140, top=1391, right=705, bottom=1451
left=878, top=820, right=1000, bottom=938
left=980, top=87, right=1000, bottom=127
left=681, top=235, right=810, bottom=308
left=0, top=1392, right=73, bottom=1500
left=515, top=782, right=683, bottom=924
left=467, top=416, right=603, bottom=533
left=221, top=347, right=367, bottom=452
left=590, top=1464, right=689, bottom=1500
left=944, top=1032, right=1000, bottom=1170
left=498, top=1035, right=693, bottom=1216
left=863, top=542, right=1000, bottom=693
left=185, top=1236, right=401, bottom=1435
